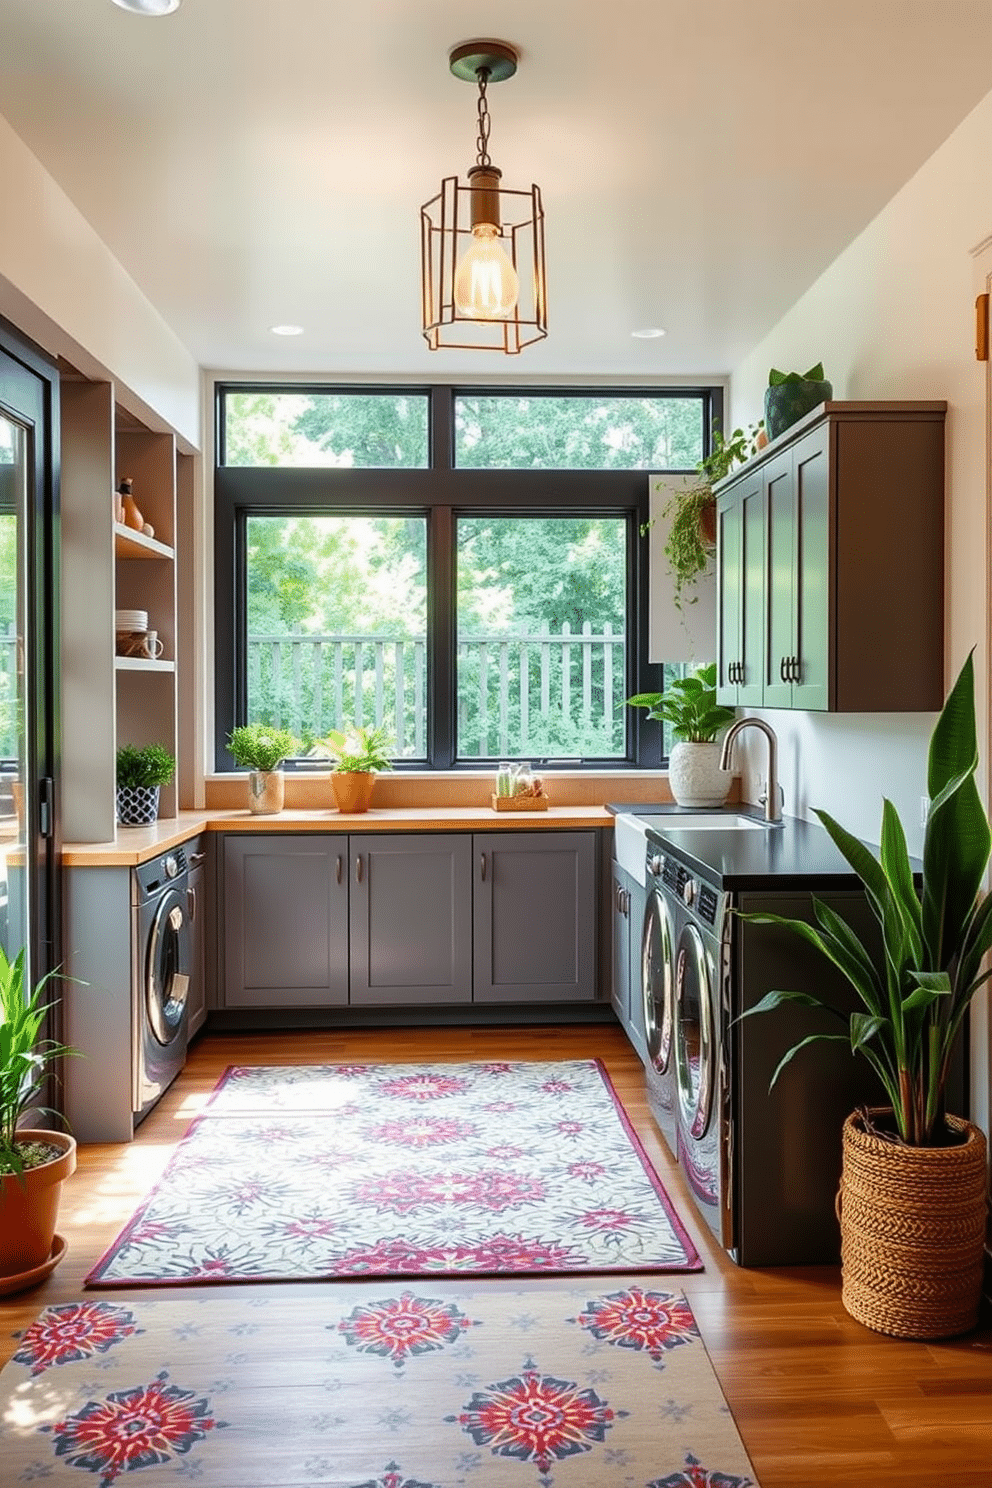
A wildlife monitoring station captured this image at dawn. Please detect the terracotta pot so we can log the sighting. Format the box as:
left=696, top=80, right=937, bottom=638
left=0, top=1130, right=76, bottom=1277
left=667, top=741, right=732, bottom=808
left=838, top=1108, right=988, bottom=1339
left=331, top=771, right=376, bottom=814
left=248, top=768, right=285, bottom=815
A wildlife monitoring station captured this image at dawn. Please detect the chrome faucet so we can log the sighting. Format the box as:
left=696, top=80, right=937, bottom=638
left=719, top=717, right=783, bottom=823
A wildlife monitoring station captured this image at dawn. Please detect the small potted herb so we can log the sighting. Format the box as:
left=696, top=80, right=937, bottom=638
left=309, top=724, right=393, bottom=814
left=626, top=662, right=735, bottom=806
left=115, top=743, right=175, bottom=826
left=227, top=723, right=299, bottom=815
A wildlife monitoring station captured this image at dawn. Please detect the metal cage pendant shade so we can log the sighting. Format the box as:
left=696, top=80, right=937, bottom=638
left=421, top=41, right=547, bottom=354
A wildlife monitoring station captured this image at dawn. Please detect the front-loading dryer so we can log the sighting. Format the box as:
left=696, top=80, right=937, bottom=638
left=641, top=847, right=679, bottom=1156
left=131, top=846, right=192, bottom=1125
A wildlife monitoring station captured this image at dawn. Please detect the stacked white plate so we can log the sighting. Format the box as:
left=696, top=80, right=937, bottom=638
left=115, top=609, right=148, bottom=633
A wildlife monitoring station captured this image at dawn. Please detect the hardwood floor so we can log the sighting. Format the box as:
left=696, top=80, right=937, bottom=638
left=3, top=1023, right=990, bottom=1486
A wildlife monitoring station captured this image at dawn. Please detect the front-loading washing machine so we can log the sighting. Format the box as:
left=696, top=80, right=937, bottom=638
left=641, top=846, right=679, bottom=1157
left=132, top=846, right=192, bottom=1125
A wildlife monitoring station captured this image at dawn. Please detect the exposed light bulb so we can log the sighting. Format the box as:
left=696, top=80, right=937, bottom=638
left=454, top=225, right=518, bottom=320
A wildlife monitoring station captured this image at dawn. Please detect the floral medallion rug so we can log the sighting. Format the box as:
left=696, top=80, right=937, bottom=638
left=2, top=1281, right=758, bottom=1486
left=86, top=1061, right=701, bottom=1287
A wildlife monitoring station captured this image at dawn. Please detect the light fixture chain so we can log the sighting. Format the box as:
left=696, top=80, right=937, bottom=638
left=475, top=67, right=492, bottom=168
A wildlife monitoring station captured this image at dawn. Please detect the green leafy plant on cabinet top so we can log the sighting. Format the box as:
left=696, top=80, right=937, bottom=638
left=115, top=743, right=175, bottom=789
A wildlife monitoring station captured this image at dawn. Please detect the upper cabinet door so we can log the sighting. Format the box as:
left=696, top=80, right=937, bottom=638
left=762, top=451, right=795, bottom=708
left=791, top=426, right=831, bottom=711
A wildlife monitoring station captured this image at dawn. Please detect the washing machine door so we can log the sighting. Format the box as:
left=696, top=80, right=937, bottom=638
left=642, top=890, right=675, bottom=1073
left=146, top=886, right=191, bottom=1046
left=675, top=921, right=714, bottom=1139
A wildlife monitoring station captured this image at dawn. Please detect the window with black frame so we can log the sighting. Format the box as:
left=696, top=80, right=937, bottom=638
left=215, top=386, right=716, bottom=770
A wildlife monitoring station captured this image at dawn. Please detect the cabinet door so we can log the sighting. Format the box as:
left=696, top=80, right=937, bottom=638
left=715, top=488, right=741, bottom=704
left=186, top=840, right=208, bottom=1036
left=349, top=834, right=472, bottom=1005
left=716, top=469, right=764, bottom=707
left=474, top=831, right=597, bottom=1003
left=611, top=863, right=632, bottom=1028
left=791, top=425, right=831, bottom=711
left=223, top=835, right=349, bottom=1007
left=763, top=451, right=796, bottom=708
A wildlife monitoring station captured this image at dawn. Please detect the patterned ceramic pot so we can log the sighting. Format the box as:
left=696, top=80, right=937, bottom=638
left=248, top=769, right=285, bottom=815
left=668, top=741, right=732, bottom=808
left=116, top=785, right=160, bottom=826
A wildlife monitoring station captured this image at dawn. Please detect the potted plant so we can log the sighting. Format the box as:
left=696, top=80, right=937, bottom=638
left=309, top=723, right=393, bottom=814
left=626, top=662, right=736, bottom=807
left=741, top=651, right=990, bottom=1339
left=658, top=420, right=766, bottom=611
left=763, top=361, right=832, bottom=440
left=0, top=945, right=77, bottom=1288
left=227, top=723, right=299, bottom=815
left=115, top=743, right=175, bottom=826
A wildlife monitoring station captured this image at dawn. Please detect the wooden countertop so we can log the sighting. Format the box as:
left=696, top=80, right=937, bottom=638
left=61, top=804, right=615, bottom=866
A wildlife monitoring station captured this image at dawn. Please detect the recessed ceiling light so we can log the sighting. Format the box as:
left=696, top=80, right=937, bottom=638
left=270, top=325, right=304, bottom=337
left=631, top=327, right=666, bottom=339
left=111, top=0, right=181, bottom=14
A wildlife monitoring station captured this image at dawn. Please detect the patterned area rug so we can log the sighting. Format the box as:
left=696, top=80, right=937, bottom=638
left=3, top=1282, right=757, bottom=1485
left=86, top=1061, right=701, bottom=1286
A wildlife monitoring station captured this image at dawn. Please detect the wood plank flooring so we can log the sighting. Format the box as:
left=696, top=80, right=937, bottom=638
left=3, top=1023, right=990, bottom=1487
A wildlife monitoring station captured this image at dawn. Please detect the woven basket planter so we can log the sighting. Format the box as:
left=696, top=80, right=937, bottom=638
left=838, top=1108, right=989, bottom=1340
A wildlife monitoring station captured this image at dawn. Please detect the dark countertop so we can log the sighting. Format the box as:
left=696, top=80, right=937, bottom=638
left=606, top=802, right=875, bottom=890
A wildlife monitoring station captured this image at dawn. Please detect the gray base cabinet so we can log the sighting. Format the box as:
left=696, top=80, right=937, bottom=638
left=221, top=829, right=598, bottom=1010
left=224, top=835, right=349, bottom=1007
left=474, top=831, right=596, bottom=1003
left=186, top=836, right=208, bottom=1035
left=350, top=834, right=473, bottom=1004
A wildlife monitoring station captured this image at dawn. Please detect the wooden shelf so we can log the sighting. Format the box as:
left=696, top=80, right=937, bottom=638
left=114, top=656, right=175, bottom=673
left=113, top=523, right=174, bottom=561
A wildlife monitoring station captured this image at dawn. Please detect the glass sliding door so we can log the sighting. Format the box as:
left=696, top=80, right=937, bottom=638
left=0, top=324, right=60, bottom=1060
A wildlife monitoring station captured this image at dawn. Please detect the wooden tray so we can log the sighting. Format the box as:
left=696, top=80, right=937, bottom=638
left=491, top=793, right=550, bottom=812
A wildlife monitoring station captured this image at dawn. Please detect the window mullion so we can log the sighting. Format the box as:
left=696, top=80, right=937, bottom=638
left=429, top=506, right=455, bottom=767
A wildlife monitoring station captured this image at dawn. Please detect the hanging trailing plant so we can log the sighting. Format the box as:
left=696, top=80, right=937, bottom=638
left=653, top=420, right=766, bottom=611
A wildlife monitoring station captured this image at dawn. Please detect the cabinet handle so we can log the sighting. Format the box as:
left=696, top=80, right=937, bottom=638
left=623, top=889, right=630, bottom=916
left=791, top=655, right=801, bottom=683
left=336, top=854, right=343, bottom=885
left=480, top=852, right=487, bottom=882
left=186, top=885, right=197, bottom=921
left=355, top=855, right=363, bottom=884
left=189, top=852, right=206, bottom=866
left=780, top=656, right=788, bottom=682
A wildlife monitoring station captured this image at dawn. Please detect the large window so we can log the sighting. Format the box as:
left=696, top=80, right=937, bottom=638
left=215, top=385, right=720, bottom=770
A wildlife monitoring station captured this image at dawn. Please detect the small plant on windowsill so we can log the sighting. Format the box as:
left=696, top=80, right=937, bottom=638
left=308, top=724, right=394, bottom=814
left=655, top=419, right=766, bottom=612
left=227, top=724, right=299, bottom=816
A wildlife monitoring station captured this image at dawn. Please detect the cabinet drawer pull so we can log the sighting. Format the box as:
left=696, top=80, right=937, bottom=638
left=480, top=852, right=487, bottom=882
left=186, top=885, right=197, bottom=921
left=336, top=854, right=343, bottom=885
left=355, top=855, right=363, bottom=884
left=780, top=656, right=788, bottom=682
left=189, top=852, right=206, bottom=866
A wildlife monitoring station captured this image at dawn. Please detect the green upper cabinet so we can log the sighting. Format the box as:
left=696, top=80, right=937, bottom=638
left=715, top=401, right=945, bottom=713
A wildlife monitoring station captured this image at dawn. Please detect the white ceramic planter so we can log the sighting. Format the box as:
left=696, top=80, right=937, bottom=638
left=668, top=740, right=733, bottom=808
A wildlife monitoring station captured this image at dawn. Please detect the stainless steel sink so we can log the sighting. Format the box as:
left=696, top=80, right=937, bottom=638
left=640, top=813, right=767, bottom=832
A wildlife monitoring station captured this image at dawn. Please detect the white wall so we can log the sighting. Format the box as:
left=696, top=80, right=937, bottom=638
left=729, top=87, right=992, bottom=1134
left=0, top=113, right=199, bottom=448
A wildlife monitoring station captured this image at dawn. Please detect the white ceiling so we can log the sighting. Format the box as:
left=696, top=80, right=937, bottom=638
left=1, top=0, right=990, bottom=380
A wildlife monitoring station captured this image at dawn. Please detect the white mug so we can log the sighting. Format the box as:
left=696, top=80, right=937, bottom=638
left=140, top=629, right=164, bottom=659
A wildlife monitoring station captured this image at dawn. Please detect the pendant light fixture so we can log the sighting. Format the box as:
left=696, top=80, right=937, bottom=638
left=420, top=41, right=547, bottom=354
